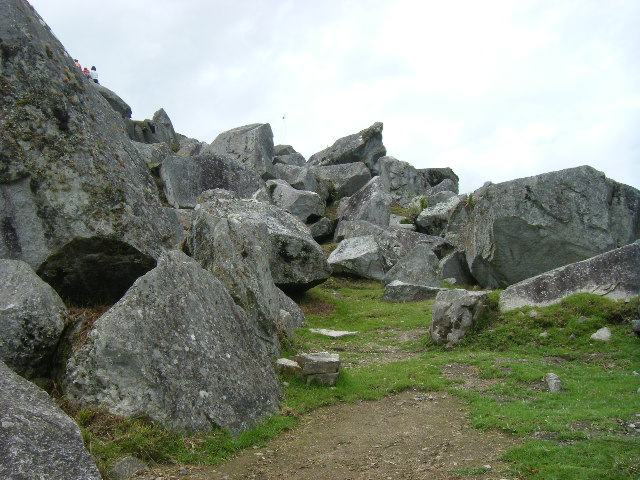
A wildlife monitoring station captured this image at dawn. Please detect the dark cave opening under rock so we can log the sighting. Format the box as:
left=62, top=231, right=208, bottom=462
left=36, top=237, right=156, bottom=306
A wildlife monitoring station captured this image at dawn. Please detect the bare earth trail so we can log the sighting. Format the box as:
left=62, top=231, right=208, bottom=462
left=136, top=388, right=519, bottom=480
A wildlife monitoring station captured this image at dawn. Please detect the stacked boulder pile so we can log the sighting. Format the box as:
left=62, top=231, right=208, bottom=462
left=1, top=0, right=639, bottom=477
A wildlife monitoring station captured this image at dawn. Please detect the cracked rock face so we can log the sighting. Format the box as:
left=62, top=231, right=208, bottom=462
left=64, top=250, right=282, bottom=436
left=451, top=166, right=640, bottom=288
left=0, top=360, right=102, bottom=480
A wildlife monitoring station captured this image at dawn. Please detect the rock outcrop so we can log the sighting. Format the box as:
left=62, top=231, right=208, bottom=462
left=267, top=180, right=324, bottom=223
left=499, top=242, right=640, bottom=311
left=307, top=122, right=387, bottom=174
left=160, top=152, right=265, bottom=207
left=0, top=360, right=101, bottom=480
left=0, top=0, right=178, bottom=272
left=206, top=123, right=276, bottom=180
left=65, top=250, right=282, bottom=435
left=194, top=197, right=330, bottom=291
left=312, top=162, right=372, bottom=202
left=452, top=166, right=640, bottom=288
left=340, top=177, right=392, bottom=226
left=0, top=259, right=66, bottom=379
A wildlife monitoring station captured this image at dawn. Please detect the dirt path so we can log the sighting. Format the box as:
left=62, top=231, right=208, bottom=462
left=136, top=389, right=519, bottom=480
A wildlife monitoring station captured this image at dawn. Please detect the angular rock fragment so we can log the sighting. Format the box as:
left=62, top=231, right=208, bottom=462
left=340, top=177, right=392, bottom=226
left=267, top=180, right=324, bottom=223
left=430, top=289, right=491, bottom=347
left=65, top=251, right=281, bottom=435
left=381, top=280, right=446, bottom=302
left=312, top=162, right=372, bottom=202
left=328, top=235, right=387, bottom=281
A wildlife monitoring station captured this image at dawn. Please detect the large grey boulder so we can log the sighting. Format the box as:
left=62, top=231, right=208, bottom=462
left=418, top=168, right=460, bottom=193
left=309, top=217, right=335, bottom=242
left=307, top=122, right=387, bottom=174
left=499, top=242, right=640, bottom=311
left=382, top=280, right=446, bottom=302
left=273, top=164, right=319, bottom=192
left=378, top=156, right=430, bottom=206
left=438, top=251, right=477, bottom=286
left=416, top=195, right=464, bottom=236
left=384, top=244, right=442, bottom=286
left=274, top=145, right=307, bottom=167
left=160, top=152, right=265, bottom=208
left=185, top=206, right=304, bottom=357
left=150, top=108, right=179, bottom=146
left=195, top=197, right=330, bottom=291
left=327, top=235, right=386, bottom=281
left=0, top=360, right=101, bottom=480
left=267, top=180, right=324, bottom=223
left=340, top=176, right=392, bottom=226
left=430, top=289, right=491, bottom=347
left=0, top=259, right=66, bottom=379
left=206, top=123, right=276, bottom=179
left=312, top=162, right=372, bottom=202
left=94, top=83, right=132, bottom=119
left=65, top=250, right=281, bottom=435
left=335, top=220, right=454, bottom=261
left=0, top=1, right=177, bottom=270
left=453, top=166, right=640, bottom=288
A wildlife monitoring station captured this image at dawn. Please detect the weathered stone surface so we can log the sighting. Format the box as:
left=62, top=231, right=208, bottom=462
left=384, top=244, right=442, bottom=286
left=0, top=360, right=101, bottom=480
left=161, top=152, right=265, bottom=208
left=328, top=235, right=386, bottom=281
left=293, top=352, right=340, bottom=374
left=274, top=145, right=307, bottom=167
left=499, top=243, right=640, bottom=311
left=175, top=134, right=206, bottom=157
left=416, top=195, right=464, bottom=236
left=312, top=162, right=372, bottom=202
left=308, top=122, right=387, bottom=174
left=381, top=280, right=446, bottom=302
left=544, top=373, right=563, bottom=392
left=418, top=168, right=460, bottom=193
left=185, top=207, right=302, bottom=357
left=454, top=166, right=640, bottom=288
left=132, top=141, right=173, bottom=169
left=591, top=327, right=612, bottom=342
left=109, top=456, right=148, bottom=480
left=267, top=180, right=324, bottom=223
left=340, top=176, right=392, bottom=226
left=0, top=259, right=66, bottom=379
left=631, top=319, right=640, bottom=337
left=335, top=220, right=454, bottom=262
left=94, top=83, right=132, bottom=119
left=150, top=108, right=179, bottom=146
left=307, top=372, right=339, bottom=386
left=276, top=358, right=302, bottom=377
left=65, top=250, right=281, bottom=435
left=378, top=156, right=430, bottom=206
left=273, top=164, right=318, bottom=192
left=195, top=197, right=330, bottom=291
left=308, top=329, right=357, bottom=338
left=0, top=1, right=177, bottom=269
left=277, top=289, right=306, bottom=336
left=438, top=251, right=477, bottom=287
left=207, top=123, right=276, bottom=179
left=308, top=216, right=335, bottom=242
left=430, top=289, right=490, bottom=347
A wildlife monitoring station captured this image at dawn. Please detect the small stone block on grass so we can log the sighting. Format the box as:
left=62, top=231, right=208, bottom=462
left=109, top=456, right=147, bottom=480
left=306, top=372, right=340, bottom=387
left=293, top=352, right=340, bottom=374
left=544, top=373, right=563, bottom=392
left=276, top=358, right=302, bottom=377
left=308, top=328, right=357, bottom=338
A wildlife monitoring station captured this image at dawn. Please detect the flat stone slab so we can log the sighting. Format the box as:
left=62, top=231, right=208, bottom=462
left=308, top=329, right=358, bottom=338
left=276, top=358, right=303, bottom=377
left=293, top=352, right=340, bottom=374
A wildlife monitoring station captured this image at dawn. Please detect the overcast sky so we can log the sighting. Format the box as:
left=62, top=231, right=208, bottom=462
left=30, top=0, right=639, bottom=193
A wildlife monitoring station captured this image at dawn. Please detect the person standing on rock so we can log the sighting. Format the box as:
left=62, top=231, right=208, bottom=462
left=90, top=66, right=99, bottom=84
left=82, top=66, right=91, bottom=78
left=75, top=58, right=81, bottom=69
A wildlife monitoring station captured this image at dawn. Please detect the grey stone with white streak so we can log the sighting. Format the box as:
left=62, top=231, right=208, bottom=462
left=206, top=123, right=276, bottom=179
left=0, top=259, right=66, bottom=379
left=194, top=197, right=330, bottom=291
left=430, top=289, right=491, bottom=347
left=382, top=280, right=446, bottom=302
left=307, top=122, right=387, bottom=174
left=267, top=179, right=324, bottom=223
left=452, top=166, right=640, bottom=288
left=499, top=242, right=640, bottom=311
left=0, top=360, right=101, bottom=480
left=65, top=250, right=282, bottom=435
left=340, top=176, right=392, bottom=226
